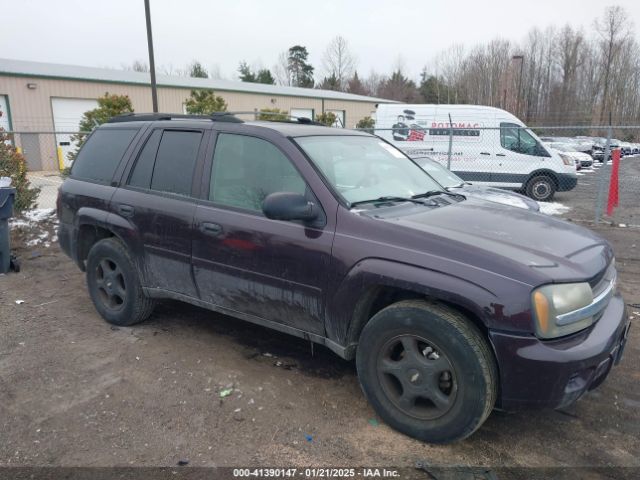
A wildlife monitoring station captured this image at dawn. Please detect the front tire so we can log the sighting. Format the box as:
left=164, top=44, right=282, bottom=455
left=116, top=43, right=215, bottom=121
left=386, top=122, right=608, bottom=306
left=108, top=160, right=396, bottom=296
left=86, top=237, right=156, bottom=326
left=526, top=174, right=556, bottom=201
left=356, top=300, right=497, bottom=444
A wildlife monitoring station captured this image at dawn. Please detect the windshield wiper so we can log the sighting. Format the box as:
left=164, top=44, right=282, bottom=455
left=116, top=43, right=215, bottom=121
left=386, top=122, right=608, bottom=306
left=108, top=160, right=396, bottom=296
left=350, top=196, right=434, bottom=208
left=412, top=190, right=466, bottom=200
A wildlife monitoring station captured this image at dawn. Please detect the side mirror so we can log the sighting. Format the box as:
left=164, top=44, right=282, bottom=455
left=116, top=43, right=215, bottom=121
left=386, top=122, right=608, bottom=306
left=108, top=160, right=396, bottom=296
left=262, top=192, right=319, bottom=222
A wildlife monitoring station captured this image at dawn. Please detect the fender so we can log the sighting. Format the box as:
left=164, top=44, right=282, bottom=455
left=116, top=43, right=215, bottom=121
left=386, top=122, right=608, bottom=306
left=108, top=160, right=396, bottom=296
left=526, top=168, right=559, bottom=186
left=325, top=258, right=533, bottom=353
left=69, top=207, right=113, bottom=270
left=73, top=208, right=147, bottom=284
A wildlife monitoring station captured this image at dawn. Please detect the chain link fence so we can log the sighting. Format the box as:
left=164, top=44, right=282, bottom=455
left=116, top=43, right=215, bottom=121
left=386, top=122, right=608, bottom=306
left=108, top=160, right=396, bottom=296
left=6, top=123, right=640, bottom=226
left=362, top=123, right=640, bottom=226
left=5, top=131, right=82, bottom=210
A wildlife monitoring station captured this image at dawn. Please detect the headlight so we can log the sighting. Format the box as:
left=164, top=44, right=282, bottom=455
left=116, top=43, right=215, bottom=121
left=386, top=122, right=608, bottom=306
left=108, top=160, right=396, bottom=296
left=558, top=153, right=575, bottom=166
left=532, top=283, right=594, bottom=338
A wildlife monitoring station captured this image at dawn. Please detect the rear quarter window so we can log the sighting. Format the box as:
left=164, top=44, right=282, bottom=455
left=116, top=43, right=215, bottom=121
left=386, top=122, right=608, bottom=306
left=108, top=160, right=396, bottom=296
left=71, top=128, right=138, bottom=184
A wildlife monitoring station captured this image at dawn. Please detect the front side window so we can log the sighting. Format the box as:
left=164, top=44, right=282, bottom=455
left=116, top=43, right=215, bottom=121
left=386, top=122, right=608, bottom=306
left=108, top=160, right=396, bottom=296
left=209, top=133, right=306, bottom=212
left=71, top=128, right=138, bottom=184
left=295, top=136, right=442, bottom=205
left=500, top=122, right=548, bottom=156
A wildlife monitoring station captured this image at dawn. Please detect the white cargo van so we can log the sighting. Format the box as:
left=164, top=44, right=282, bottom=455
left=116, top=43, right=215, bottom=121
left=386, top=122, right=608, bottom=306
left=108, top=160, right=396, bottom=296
left=375, top=104, right=577, bottom=201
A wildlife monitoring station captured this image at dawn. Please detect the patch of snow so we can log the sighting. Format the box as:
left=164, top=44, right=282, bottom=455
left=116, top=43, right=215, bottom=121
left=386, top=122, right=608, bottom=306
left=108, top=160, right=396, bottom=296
left=24, top=208, right=55, bottom=222
left=10, top=208, right=56, bottom=228
left=9, top=219, right=30, bottom=228
left=539, top=202, right=571, bottom=216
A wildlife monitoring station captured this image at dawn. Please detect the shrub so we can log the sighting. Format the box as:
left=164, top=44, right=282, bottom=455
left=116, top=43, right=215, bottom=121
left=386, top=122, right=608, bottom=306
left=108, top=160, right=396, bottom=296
left=0, top=127, right=40, bottom=213
left=356, top=116, right=375, bottom=132
left=258, top=108, right=289, bottom=121
left=315, top=111, right=338, bottom=127
left=184, top=90, right=228, bottom=115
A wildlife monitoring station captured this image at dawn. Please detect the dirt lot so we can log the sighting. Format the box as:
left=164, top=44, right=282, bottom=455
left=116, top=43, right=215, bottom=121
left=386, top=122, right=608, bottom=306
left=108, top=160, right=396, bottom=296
left=1, top=159, right=639, bottom=471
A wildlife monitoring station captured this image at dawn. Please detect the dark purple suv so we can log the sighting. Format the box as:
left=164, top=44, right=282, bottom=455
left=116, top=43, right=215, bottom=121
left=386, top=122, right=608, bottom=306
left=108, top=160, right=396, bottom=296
left=57, top=113, right=630, bottom=443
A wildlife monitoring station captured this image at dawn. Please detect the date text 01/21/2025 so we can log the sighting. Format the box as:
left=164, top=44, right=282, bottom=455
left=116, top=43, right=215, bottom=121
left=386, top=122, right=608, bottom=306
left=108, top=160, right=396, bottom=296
left=232, top=468, right=400, bottom=477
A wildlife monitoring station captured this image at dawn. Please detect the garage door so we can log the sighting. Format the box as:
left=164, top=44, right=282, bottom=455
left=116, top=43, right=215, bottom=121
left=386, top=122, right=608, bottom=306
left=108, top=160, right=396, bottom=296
left=327, top=109, right=345, bottom=128
left=0, top=95, right=10, bottom=131
left=290, top=108, right=314, bottom=121
left=51, top=97, right=98, bottom=166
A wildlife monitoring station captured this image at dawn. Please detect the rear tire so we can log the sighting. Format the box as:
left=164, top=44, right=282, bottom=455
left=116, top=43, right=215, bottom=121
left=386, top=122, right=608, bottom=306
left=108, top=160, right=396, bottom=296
left=526, top=175, right=556, bottom=202
left=356, top=300, right=497, bottom=444
left=86, top=237, right=156, bottom=326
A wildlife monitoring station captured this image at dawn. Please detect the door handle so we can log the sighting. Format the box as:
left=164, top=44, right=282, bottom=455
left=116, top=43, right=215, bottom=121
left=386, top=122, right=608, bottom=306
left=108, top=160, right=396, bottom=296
left=118, top=204, right=135, bottom=217
left=480, top=152, right=491, bottom=156
left=496, top=153, right=506, bottom=157
left=199, top=222, right=223, bottom=236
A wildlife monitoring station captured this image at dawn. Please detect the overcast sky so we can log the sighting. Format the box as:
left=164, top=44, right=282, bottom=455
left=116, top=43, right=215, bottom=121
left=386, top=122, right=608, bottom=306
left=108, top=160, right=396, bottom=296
left=1, top=0, right=639, bottom=81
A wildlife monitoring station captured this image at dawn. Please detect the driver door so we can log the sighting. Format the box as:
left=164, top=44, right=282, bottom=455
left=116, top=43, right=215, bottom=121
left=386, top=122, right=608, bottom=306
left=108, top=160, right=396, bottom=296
left=496, top=122, right=550, bottom=187
left=191, top=132, right=333, bottom=335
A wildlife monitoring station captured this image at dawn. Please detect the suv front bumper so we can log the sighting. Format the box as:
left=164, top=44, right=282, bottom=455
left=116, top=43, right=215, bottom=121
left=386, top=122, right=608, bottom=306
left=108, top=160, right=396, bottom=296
left=490, top=293, right=630, bottom=410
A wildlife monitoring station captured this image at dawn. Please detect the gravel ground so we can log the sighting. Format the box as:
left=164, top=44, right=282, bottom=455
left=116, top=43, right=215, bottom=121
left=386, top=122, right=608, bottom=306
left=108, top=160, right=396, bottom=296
left=1, top=159, right=639, bottom=473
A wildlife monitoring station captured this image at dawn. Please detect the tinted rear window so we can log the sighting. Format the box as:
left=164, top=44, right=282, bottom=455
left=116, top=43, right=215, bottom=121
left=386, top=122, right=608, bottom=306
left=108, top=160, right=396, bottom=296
left=150, top=130, right=202, bottom=196
left=128, top=129, right=162, bottom=189
left=71, top=128, right=138, bottom=184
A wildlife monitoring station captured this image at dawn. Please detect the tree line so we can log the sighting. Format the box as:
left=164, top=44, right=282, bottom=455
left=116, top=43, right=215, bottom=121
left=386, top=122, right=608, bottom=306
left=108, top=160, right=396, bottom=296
left=125, top=5, right=638, bottom=129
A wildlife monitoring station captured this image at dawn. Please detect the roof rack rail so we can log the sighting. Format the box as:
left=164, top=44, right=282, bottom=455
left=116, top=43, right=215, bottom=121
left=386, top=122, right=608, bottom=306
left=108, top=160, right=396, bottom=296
left=107, top=111, right=330, bottom=127
left=107, top=112, right=244, bottom=123
left=223, top=110, right=328, bottom=127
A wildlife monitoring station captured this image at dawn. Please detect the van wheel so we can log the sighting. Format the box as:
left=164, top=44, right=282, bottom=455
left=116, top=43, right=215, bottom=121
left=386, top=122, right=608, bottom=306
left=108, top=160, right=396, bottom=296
left=526, top=175, right=556, bottom=201
left=86, top=237, right=156, bottom=326
left=356, top=300, right=497, bottom=444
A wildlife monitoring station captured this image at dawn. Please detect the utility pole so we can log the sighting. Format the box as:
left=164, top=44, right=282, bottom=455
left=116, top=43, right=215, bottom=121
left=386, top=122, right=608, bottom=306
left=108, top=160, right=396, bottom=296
left=512, top=55, right=524, bottom=117
left=144, top=0, right=158, bottom=112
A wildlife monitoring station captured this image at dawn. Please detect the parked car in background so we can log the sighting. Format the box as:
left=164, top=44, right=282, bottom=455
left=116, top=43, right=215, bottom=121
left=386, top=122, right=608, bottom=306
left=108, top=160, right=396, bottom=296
left=591, top=138, right=621, bottom=162
left=547, top=143, right=593, bottom=168
left=375, top=104, right=577, bottom=201
left=542, top=136, right=592, bottom=154
left=413, top=156, right=540, bottom=211
left=57, top=113, right=630, bottom=444
left=619, top=142, right=632, bottom=156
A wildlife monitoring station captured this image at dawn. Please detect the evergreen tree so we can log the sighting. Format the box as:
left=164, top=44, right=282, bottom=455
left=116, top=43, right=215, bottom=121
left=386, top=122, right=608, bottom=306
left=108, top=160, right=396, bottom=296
left=287, top=46, right=315, bottom=87
left=184, top=90, right=228, bottom=114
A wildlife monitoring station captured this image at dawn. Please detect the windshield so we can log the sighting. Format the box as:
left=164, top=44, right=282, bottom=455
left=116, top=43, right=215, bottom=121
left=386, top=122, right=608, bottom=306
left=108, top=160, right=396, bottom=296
left=295, top=136, right=442, bottom=205
left=413, top=157, right=464, bottom=188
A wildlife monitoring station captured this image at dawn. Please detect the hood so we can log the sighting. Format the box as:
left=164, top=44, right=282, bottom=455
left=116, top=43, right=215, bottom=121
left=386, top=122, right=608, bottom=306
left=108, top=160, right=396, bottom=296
left=369, top=198, right=612, bottom=285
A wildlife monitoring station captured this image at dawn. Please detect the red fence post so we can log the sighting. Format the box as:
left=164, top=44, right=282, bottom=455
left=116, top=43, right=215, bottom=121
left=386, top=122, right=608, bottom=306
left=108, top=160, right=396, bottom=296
left=606, top=149, right=620, bottom=216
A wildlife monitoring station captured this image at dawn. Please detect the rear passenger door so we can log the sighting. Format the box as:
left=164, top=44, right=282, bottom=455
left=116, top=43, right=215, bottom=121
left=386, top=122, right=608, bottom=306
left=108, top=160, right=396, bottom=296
left=191, top=132, right=333, bottom=335
left=111, top=127, right=207, bottom=298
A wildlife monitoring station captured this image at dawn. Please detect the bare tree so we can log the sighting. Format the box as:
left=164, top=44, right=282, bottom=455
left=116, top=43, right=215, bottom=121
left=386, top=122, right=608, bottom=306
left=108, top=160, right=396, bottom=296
left=273, top=51, right=291, bottom=86
left=364, top=70, right=384, bottom=97
left=321, top=36, right=356, bottom=90
left=130, top=60, right=149, bottom=72
left=595, top=5, right=632, bottom=124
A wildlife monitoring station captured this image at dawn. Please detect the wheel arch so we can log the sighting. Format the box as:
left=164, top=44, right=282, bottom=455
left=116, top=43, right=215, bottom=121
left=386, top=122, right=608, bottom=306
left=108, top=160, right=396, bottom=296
left=330, top=259, right=499, bottom=360
left=525, top=169, right=559, bottom=189
left=73, top=208, right=141, bottom=274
